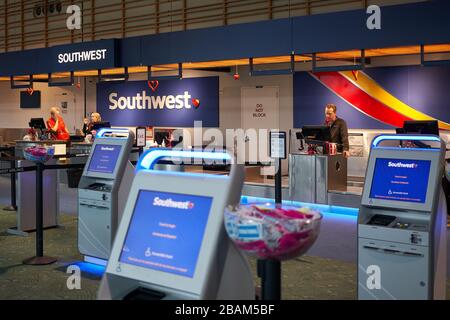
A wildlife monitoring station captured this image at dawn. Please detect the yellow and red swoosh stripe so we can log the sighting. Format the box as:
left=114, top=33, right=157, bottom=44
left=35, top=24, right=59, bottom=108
left=311, top=71, right=450, bottom=131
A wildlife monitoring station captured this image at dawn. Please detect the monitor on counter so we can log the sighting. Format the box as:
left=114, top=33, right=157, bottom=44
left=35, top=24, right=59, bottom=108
left=301, top=125, right=331, bottom=143
left=87, top=143, right=123, bottom=175
left=92, top=122, right=111, bottom=131
left=403, top=120, right=439, bottom=136
left=29, top=118, right=46, bottom=130
left=119, top=190, right=213, bottom=278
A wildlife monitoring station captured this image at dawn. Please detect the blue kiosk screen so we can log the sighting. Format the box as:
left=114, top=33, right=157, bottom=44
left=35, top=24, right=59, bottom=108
left=120, top=190, right=213, bottom=278
left=370, top=158, right=431, bottom=204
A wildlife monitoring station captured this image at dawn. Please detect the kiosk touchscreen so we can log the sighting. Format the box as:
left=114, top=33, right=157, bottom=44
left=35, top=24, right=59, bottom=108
left=98, top=149, right=255, bottom=300
left=358, top=135, right=447, bottom=300
left=78, top=129, right=135, bottom=261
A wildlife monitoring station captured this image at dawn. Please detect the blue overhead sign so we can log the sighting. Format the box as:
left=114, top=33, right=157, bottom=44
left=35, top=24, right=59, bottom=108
left=96, top=77, right=219, bottom=127
left=0, top=39, right=118, bottom=76
left=51, top=39, right=118, bottom=72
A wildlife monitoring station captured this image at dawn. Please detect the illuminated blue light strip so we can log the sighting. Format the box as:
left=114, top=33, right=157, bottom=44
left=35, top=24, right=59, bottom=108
left=64, top=261, right=106, bottom=277
left=372, top=134, right=441, bottom=148
left=240, top=195, right=359, bottom=218
left=96, top=128, right=130, bottom=138
left=137, top=148, right=231, bottom=171
left=373, top=146, right=440, bottom=152
left=84, top=255, right=108, bottom=266
left=142, top=168, right=228, bottom=180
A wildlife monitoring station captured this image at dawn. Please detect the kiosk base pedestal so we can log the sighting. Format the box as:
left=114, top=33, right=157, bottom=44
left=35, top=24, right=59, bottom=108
left=23, top=256, right=57, bottom=265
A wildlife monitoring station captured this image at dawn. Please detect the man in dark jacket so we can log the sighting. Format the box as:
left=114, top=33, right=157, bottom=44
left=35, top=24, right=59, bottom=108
left=324, top=104, right=350, bottom=158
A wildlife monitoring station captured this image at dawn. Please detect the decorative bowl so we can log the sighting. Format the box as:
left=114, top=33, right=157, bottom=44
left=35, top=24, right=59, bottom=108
left=224, top=203, right=322, bottom=261
left=23, top=145, right=55, bottom=163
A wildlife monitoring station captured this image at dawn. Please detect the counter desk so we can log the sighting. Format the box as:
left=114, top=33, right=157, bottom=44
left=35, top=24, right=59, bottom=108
left=4, top=141, right=92, bottom=235
left=289, top=153, right=348, bottom=205
left=3, top=140, right=141, bottom=235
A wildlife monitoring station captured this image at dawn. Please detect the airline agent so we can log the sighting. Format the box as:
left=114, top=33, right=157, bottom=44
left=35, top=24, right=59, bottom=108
left=324, top=104, right=350, bottom=158
left=47, top=107, right=70, bottom=141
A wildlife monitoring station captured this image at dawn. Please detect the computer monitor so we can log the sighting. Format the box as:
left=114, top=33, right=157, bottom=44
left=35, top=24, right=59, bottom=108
left=106, top=170, right=231, bottom=296
left=301, top=125, right=331, bottom=143
left=154, top=132, right=170, bottom=146
left=362, top=148, right=442, bottom=212
left=70, top=135, right=85, bottom=142
left=87, top=144, right=123, bottom=175
left=369, top=158, right=431, bottom=204
left=29, top=118, right=46, bottom=130
left=92, top=122, right=111, bottom=132
left=403, top=120, right=439, bottom=136
left=119, top=190, right=213, bottom=278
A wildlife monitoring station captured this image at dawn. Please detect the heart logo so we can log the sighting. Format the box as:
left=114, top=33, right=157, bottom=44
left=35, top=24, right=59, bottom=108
left=26, top=87, right=34, bottom=95
left=233, top=73, right=240, bottom=80
left=351, top=70, right=359, bottom=81
left=147, top=80, right=159, bottom=92
left=192, top=98, right=200, bottom=108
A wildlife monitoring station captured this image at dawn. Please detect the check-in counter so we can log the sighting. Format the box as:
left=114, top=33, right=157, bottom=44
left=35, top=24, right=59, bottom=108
left=7, top=140, right=90, bottom=235
left=9, top=141, right=65, bottom=234
left=289, top=153, right=347, bottom=204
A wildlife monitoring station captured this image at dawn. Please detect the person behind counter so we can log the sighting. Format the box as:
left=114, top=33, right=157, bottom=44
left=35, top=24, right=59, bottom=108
left=324, top=104, right=350, bottom=158
left=47, top=107, right=70, bottom=141
left=87, top=112, right=102, bottom=135
left=83, top=112, right=103, bottom=143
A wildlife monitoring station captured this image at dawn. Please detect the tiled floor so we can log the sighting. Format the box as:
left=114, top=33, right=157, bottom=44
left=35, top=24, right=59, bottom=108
left=0, top=176, right=449, bottom=300
left=0, top=210, right=359, bottom=300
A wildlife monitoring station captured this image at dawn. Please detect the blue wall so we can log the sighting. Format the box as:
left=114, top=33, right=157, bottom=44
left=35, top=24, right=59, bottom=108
left=293, top=65, right=450, bottom=129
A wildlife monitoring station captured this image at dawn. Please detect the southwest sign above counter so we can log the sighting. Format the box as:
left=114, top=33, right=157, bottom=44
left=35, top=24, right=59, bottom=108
left=0, top=39, right=118, bottom=76
left=96, top=77, right=219, bottom=127
left=52, top=39, right=118, bottom=73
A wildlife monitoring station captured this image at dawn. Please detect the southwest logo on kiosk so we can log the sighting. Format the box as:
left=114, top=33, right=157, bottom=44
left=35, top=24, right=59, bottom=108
left=387, top=161, right=418, bottom=169
left=153, top=197, right=195, bottom=210
left=100, top=146, right=115, bottom=151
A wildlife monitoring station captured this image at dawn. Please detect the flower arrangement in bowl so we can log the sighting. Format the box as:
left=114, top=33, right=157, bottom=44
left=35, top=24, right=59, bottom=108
left=23, top=145, right=55, bottom=163
left=224, top=203, right=322, bottom=261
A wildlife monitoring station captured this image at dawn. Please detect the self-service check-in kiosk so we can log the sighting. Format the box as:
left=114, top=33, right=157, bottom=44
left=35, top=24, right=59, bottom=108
left=78, top=128, right=135, bottom=262
left=358, top=135, right=447, bottom=300
left=98, top=149, right=255, bottom=300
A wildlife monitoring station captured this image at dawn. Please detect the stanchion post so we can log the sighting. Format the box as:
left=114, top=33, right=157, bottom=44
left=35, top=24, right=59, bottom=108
left=36, top=162, right=44, bottom=257
left=261, top=157, right=282, bottom=300
left=23, top=162, right=57, bottom=265
left=4, top=159, right=17, bottom=211
left=260, top=132, right=286, bottom=300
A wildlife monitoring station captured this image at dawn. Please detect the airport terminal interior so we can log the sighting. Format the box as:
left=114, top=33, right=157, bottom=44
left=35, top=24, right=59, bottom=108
left=1, top=0, right=450, bottom=301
